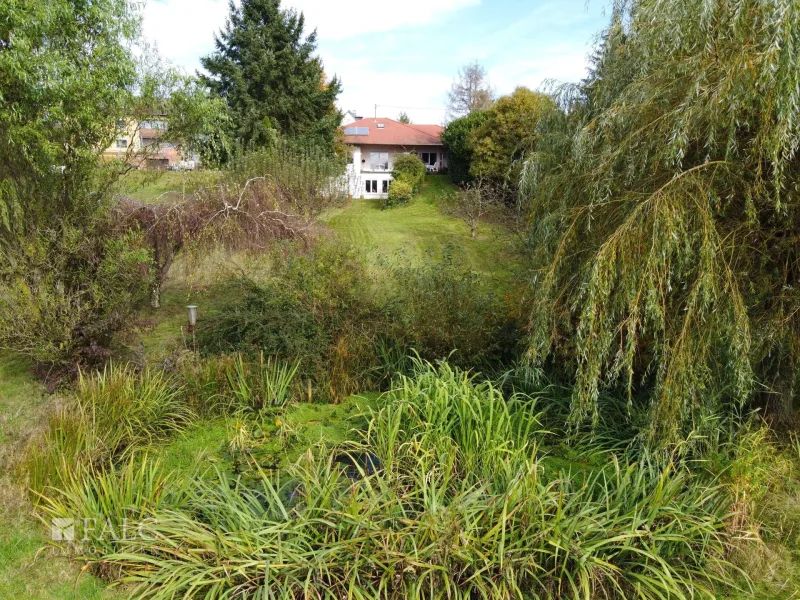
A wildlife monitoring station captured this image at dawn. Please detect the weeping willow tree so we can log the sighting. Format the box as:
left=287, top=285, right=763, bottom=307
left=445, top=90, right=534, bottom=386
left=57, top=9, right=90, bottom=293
left=523, top=0, right=800, bottom=444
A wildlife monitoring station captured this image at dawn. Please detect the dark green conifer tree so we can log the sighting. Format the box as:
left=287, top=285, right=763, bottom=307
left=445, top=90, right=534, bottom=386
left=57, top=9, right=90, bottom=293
left=200, top=0, right=342, bottom=151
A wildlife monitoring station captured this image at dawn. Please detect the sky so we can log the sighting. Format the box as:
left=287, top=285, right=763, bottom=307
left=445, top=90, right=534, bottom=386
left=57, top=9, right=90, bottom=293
left=140, top=0, right=611, bottom=124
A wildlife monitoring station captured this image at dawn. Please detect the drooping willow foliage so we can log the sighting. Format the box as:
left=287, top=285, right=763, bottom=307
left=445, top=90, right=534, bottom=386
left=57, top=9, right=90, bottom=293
left=522, top=0, right=800, bottom=444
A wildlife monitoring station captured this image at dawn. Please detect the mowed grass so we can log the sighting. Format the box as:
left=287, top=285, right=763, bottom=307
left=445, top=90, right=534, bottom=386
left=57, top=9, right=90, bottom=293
left=324, top=175, right=518, bottom=284
left=0, top=354, right=119, bottom=599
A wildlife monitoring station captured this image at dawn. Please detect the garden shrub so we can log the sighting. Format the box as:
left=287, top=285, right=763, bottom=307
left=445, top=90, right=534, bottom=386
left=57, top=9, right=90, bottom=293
left=391, top=153, right=425, bottom=192
left=388, top=250, right=521, bottom=368
left=0, top=225, right=153, bottom=377
left=196, top=240, right=389, bottom=402
left=383, top=179, right=412, bottom=208
left=196, top=278, right=324, bottom=359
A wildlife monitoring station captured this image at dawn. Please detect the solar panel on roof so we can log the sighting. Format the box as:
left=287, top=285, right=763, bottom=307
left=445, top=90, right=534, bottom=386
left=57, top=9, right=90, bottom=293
left=344, top=127, right=369, bottom=136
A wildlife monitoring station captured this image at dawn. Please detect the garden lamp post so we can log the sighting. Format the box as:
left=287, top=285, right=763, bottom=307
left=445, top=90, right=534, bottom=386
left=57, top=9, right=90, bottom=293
left=186, top=305, right=199, bottom=353
left=186, top=305, right=198, bottom=331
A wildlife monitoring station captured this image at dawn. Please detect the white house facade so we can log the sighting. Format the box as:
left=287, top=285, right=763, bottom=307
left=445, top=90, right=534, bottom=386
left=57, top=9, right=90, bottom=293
left=341, top=118, right=447, bottom=200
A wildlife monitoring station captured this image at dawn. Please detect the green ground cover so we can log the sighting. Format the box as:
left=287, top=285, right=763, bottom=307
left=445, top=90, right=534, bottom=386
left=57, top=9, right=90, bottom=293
left=114, top=170, right=220, bottom=203
left=323, top=175, right=517, bottom=283
left=2, top=172, right=799, bottom=599
left=0, top=355, right=118, bottom=599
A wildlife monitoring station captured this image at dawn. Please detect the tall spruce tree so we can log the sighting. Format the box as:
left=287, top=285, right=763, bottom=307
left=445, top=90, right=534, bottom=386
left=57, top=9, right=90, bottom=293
left=200, top=0, right=342, bottom=151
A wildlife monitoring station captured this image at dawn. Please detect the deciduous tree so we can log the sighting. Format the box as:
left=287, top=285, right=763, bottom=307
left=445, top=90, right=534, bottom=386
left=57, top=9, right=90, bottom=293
left=445, top=180, right=500, bottom=238
left=0, top=0, right=138, bottom=248
left=446, top=61, right=494, bottom=120
left=440, top=111, right=490, bottom=186
left=523, top=0, right=800, bottom=443
left=471, top=87, right=554, bottom=204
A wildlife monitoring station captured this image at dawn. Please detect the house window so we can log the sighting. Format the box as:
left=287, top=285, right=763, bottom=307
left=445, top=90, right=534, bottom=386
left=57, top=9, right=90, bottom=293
left=421, top=152, right=437, bottom=166
left=370, top=152, right=389, bottom=170
left=382, top=180, right=388, bottom=193
left=141, top=120, right=167, bottom=130
left=365, top=180, right=377, bottom=194
left=116, top=139, right=128, bottom=149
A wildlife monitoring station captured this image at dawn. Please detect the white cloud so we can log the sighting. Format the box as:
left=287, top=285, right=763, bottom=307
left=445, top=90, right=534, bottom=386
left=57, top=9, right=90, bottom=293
left=140, top=0, right=230, bottom=73
left=286, top=0, right=480, bottom=41
left=140, top=0, right=480, bottom=73
left=137, top=0, right=599, bottom=127
left=490, top=45, right=592, bottom=94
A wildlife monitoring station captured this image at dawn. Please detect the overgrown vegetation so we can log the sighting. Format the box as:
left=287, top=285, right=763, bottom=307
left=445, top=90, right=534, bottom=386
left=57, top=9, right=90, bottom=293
left=6, top=0, right=800, bottom=598
left=33, top=361, right=742, bottom=600
left=195, top=240, right=517, bottom=401
left=117, top=143, right=346, bottom=307
left=523, top=0, right=800, bottom=444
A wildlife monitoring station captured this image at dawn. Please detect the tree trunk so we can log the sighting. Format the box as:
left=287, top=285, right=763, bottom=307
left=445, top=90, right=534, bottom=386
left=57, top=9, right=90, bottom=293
left=151, top=281, right=161, bottom=309
left=150, top=243, right=174, bottom=309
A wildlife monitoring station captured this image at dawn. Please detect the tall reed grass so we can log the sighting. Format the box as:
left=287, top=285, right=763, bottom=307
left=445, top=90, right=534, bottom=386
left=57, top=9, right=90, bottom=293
left=37, top=360, right=737, bottom=599
left=226, top=352, right=300, bottom=413
left=24, top=364, right=192, bottom=496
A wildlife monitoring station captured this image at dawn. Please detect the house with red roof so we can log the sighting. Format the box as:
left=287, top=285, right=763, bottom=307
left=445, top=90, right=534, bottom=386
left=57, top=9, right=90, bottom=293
left=341, top=117, right=447, bottom=199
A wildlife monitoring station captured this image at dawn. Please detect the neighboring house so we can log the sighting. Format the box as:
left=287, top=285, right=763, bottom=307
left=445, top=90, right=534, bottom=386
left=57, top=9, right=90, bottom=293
left=340, top=109, right=362, bottom=124
left=341, top=117, right=447, bottom=199
left=102, top=118, right=193, bottom=170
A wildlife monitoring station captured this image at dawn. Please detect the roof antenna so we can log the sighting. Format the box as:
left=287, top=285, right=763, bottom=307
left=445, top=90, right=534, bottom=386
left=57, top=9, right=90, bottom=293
left=374, top=104, right=377, bottom=119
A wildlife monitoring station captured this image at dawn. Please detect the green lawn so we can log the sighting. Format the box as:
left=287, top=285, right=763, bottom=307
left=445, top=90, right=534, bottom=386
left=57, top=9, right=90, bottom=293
left=324, top=175, right=518, bottom=285
left=114, top=170, right=220, bottom=203
left=0, top=355, right=119, bottom=600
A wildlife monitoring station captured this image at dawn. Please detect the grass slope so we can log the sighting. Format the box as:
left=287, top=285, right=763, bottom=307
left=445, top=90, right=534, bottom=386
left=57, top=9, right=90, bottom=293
left=114, top=170, right=220, bottom=203
left=0, top=355, right=119, bottom=599
left=324, top=175, right=517, bottom=284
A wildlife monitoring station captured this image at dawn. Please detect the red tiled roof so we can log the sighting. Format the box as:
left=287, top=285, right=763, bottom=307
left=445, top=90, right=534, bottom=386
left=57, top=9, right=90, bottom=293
left=342, top=118, right=443, bottom=146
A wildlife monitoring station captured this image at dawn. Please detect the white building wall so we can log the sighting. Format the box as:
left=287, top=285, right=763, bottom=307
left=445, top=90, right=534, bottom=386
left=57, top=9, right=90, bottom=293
left=344, top=144, right=446, bottom=199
